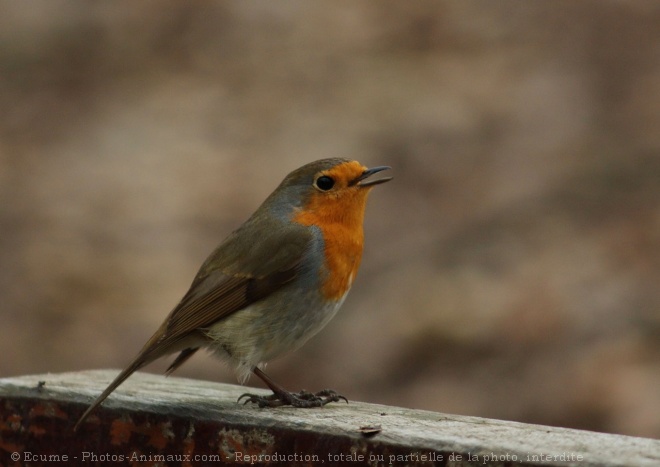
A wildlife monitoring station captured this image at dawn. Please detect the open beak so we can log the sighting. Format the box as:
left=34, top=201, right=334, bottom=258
left=353, top=166, right=392, bottom=187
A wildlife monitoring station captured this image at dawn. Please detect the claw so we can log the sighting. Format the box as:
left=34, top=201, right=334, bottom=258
left=237, top=389, right=348, bottom=408
left=238, top=392, right=281, bottom=407
left=315, top=389, right=348, bottom=404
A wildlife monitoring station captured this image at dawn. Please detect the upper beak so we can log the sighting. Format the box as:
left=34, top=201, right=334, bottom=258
left=352, top=166, right=393, bottom=187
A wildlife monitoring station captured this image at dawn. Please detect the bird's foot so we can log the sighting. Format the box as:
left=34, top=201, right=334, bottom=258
left=238, top=389, right=348, bottom=408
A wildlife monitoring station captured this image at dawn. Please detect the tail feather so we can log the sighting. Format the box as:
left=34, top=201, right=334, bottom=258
left=73, top=326, right=172, bottom=432
left=165, top=347, right=199, bottom=376
left=73, top=356, right=148, bottom=432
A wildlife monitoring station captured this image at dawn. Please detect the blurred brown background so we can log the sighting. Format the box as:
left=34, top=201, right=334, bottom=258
left=1, top=1, right=658, bottom=439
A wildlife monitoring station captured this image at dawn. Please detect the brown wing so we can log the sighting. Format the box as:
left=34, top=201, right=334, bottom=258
left=151, top=266, right=298, bottom=357
left=74, top=220, right=312, bottom=431
left=151, top=221, right=313, bottom=355
left=161, top=266, right=301, bottom=374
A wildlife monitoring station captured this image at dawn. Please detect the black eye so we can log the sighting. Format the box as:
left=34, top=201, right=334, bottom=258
left=315, top=175, right=335, bottom=191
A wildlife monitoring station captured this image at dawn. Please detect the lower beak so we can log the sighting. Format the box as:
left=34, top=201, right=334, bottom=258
left=354, top=166, right=393, bottom=187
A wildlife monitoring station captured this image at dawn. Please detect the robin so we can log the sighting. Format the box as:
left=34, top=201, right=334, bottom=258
left=74, top=158, right=391, bottom=431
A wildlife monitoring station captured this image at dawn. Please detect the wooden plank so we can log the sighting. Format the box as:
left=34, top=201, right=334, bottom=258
left=1, top=370, right=658, bottom=466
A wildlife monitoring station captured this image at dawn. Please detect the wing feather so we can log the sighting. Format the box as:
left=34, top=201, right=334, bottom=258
left=142, top=221, right=312, bottom=358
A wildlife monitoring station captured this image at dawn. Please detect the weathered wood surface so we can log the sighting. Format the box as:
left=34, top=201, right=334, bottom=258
left=1, top=370, right=658, bottom=466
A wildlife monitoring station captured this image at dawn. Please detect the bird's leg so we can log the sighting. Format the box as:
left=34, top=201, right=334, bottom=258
left=238, top=367, right=347, bottom=408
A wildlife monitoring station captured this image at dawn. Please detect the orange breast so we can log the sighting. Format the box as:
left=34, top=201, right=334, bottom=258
left=293, top=190, right=368, bottom=300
